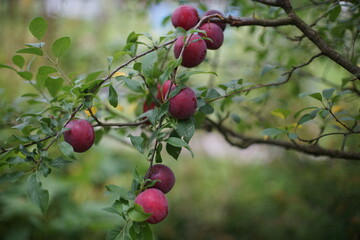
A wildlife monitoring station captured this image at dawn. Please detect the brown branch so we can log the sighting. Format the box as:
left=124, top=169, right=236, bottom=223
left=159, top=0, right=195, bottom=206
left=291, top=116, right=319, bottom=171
left=211, top=16, right=294, bottom=27
left=325, top=106, right=354, bottom=132
left=92, top=119, right=148, bottom=128
left=279, top=0, right=360, bottom=79
left=0, top=135, right=55, bottom=155
left=91, top=39, right=176, bottom=94
left=298, top=131, right=360, bottom=144
left=207, top=52, right=322, bottom=103
left=206, top=118, right=360, bottom=160
left=253, top=0, right=282, bottom=7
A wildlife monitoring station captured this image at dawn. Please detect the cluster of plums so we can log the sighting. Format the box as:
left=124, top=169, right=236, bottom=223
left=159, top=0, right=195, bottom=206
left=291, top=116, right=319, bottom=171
left=135, top=164, right=175, bottom=224
left=172, top=5, right=226, bottom=68
left=142, top=5, right=226, bottom=120
left=62, top=4, right=226, bottom=226
left=63, top=119, right=176, bottom=224
left=143, top=79, right=197, bottom=120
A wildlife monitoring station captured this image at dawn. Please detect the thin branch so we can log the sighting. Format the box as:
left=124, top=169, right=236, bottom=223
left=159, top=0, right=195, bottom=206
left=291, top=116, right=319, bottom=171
left=91, top=40, right=176, bottom=94
left=207, top=52, right=322, bottom=103
left=298, top=131, right=359, bottom=143
left=211, top=16, right=294, bottom=27
left=205, top=118, right=360, bottom=160
left=253, top=0, right=282, bottom=7
left=0, top=135, right=54, bottom=155
left=92, top=119, right=148, bottom=128
left=325, top=106, right=354, bottom=132
left=280, top=0, right=360, bottom=79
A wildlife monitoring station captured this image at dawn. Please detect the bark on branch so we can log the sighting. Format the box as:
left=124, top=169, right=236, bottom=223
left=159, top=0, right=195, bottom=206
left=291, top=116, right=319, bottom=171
left=206, top=118, right=360, bottom=161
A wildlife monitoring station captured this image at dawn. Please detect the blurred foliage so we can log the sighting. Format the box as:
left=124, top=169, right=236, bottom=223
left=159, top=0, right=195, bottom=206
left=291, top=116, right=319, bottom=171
left=0, top=0, right=359, bottom=239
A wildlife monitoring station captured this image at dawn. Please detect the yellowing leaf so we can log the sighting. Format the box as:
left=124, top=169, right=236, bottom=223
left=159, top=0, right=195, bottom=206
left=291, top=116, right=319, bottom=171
left=263, top=135, right=269, bottom=141
left=271, top=109, right=291, bottom=120
left=128, top=103, right=137, bottom=113
left=332, top=105, right=343, bottom=114
left=116, top=104, right=124, bottom=111
left=112, top=71, right=126, bottom=77
left=84, top=107, right=97, bottom=116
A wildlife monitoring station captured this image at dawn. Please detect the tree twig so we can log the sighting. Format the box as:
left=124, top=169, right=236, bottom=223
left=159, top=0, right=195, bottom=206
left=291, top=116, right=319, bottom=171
left=205, top=118, right=360, bottom=160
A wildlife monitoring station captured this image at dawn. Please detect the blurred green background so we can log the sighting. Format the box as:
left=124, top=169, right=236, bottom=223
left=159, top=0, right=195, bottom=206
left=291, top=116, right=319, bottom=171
left=0, top=0, right=359, bottom=239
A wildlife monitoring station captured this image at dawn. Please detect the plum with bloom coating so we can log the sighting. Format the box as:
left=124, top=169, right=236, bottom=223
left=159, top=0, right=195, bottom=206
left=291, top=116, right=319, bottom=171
left=147, top=164, right=175, bottom=194
left=174, top=35, right=207, bottom=68
left=64, top=119, right=94, bottom=152
left=169, top=87, right=197, bottom=120
left=135, top=188, right=169, bottom=224
left=203, top=10, right=226, bottom=31
left=171, top=5, right=199, bottom=30
left=199, top=23, right=224, bottom=50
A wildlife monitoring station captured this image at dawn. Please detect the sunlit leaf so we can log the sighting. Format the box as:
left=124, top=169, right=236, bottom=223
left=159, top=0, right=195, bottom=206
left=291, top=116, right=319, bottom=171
left=29, top=17, right=48, bottom=40
left=52, top=37, right=71, bottom=58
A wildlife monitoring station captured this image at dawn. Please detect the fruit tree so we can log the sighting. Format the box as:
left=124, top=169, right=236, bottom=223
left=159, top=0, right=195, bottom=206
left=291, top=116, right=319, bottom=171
left=0, top=0, right=359, bottom=239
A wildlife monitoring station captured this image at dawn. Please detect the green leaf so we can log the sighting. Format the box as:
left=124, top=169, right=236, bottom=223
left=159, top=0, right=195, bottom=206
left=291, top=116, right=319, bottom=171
left=199, top=104, right=214, bottom=114
left=48, top=156, right=71, bottom=169
left=29, top=17, right=48, bottom=40
left=17, top=47, right=43, bottom=56
left=231, top=114, right=241, bottom=124
left=205, top=88, right=221, bottom=100
left=128, top=134, right=144, bottom=154
left=294, top=106, right=318, bottom=119
left=165, top=137, right=188, bottom=148
left=165, top=131, right=182, bottom=160
left=329, top=5, right=341, bottom=22
left=165, top=137, right=194, bottom=157
left=142, top=51, right=158, bottom=80
left=52, top=37, right=71, bottom=58
left=176, top=119, right=195, bottom=142
left=85, top=71, right=103, bottom=82
left=322, top=88, right=336, bottom=100
left=106, top=229, right=121, bottom=240
left=297, top=109, right=319, bottom=125
left=105, top=185, right=129, bottom=198
left=36, top=66, right=57, bottom=89
left=17, top=71, right=33, bottom=80
left=108, top=84, right=118, bottom=108
left=39, top=161, right=51, bottom=177
left=260, top=64, right=277, bottom=77
left=299, top=92, right=322, bottom=102
left=58, top=141, right=76, bottom=160
left=45, top=76, right=64, bottom=97
left=139, top=223, right=153, bottom=240
left=6, top=156, right=26, bottom=165
left=27, top=174, right=49, bottom=214
left=12, top=55, right=25, bottom=69
left=125, top=78, right=144, bottom=93
left=0, top=64, right=16, bottom=71
left=128, top=204, right=152, bottom=222
left=166, top=142, right=181, bottom=160
left=155, top=143, right=163, bottom=163
left=261, top=128, right=286, bottom=137
left=0, top=171, right=24, bottom=184
left=309, top=93, right=322, bottom=101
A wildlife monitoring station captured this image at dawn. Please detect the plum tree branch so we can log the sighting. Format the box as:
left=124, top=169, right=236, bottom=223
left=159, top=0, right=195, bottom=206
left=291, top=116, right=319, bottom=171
left=92, top=119, right=148, bottom=128
left=298, top=131, right=360, bottom=144
left=207, top=52, right=322, bottom=103
left=0, top=135, right=55, bottom=155
left=211, top=16, right=294, bottom=27
left=91, top=39, right=176, bottom=94
left=215, top=0, right=360, bottom=80
left=279, top=0, right=360, bottom=79
left=205, top=118, right=360, bottom=161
